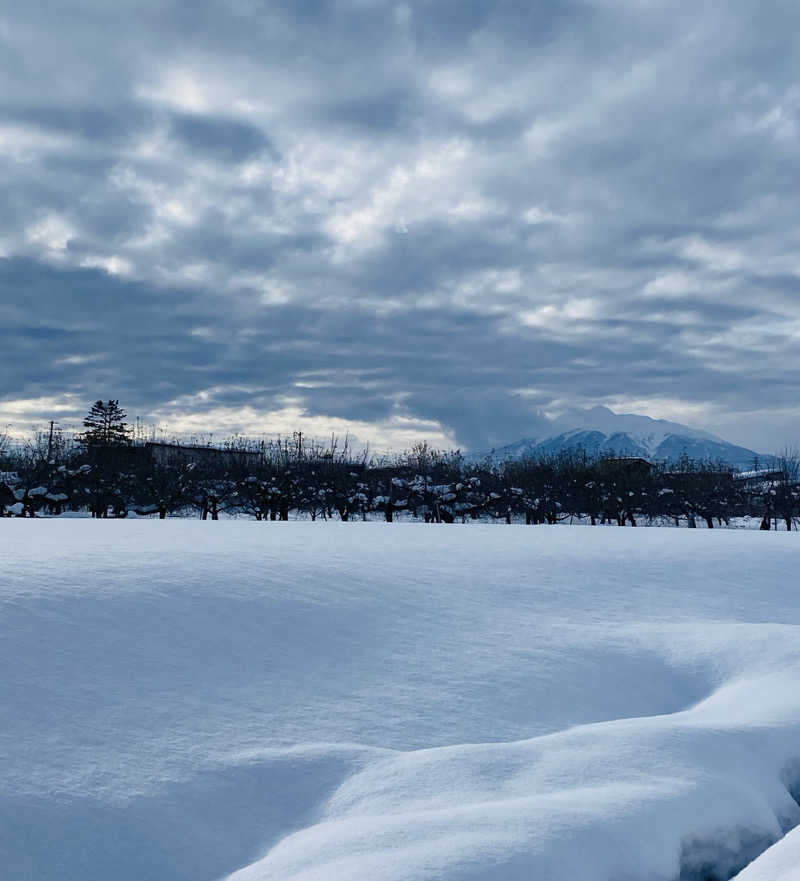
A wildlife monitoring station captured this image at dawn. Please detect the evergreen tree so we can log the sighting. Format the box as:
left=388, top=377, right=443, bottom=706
left=80, top=400, right=132, bottom=447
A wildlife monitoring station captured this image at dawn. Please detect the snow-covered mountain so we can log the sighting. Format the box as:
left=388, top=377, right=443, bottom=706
left=480, top=406, right=762, bottom=469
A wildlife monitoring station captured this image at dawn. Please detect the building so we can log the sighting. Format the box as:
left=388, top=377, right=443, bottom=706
left=144, top=441, right=262, bottom=468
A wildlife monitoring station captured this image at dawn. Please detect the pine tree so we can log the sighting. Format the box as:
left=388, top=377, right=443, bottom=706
left=80, top=400, right=132, bottom=447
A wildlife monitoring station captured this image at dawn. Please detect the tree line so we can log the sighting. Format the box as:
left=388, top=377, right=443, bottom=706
left=1, top=400, right=799, bottom=528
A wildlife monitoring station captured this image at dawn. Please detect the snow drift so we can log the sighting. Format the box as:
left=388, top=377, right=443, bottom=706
left=2, top=521, right=800, bottom=880
left=734, top=823, right=800, bottom=880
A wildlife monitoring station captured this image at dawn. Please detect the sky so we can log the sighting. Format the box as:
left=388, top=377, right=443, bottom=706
left=1, top=0, right=800, bottom=453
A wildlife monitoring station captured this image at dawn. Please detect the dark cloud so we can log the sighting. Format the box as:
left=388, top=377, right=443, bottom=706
left=2, top=0, right=800, bottom=450
left=0, top=102, right=151, bottom=142
left=168, top=112, right=277, bottom=163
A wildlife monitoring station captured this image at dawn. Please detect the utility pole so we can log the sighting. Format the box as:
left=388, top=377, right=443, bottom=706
left=47, top=420, right=56, bottom=461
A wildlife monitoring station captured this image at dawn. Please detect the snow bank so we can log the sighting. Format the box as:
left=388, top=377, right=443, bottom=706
left=734, top=824, right=800, bottom=880
left=2, top=522, right=800, bottom=880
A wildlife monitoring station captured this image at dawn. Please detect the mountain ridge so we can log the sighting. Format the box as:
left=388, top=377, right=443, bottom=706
left=476, top=407, right=763, bottom=469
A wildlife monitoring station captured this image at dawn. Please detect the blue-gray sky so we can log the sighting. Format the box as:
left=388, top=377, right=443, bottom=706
left=2, top=0, right=800, bottom=451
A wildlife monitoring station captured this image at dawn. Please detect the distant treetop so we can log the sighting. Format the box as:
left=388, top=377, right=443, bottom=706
left=80, top=400, right=132, bottom=447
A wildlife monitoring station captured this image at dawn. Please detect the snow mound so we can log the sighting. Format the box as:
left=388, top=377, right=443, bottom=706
left=3, top=521, right=800, bottom=881
left=734, top=824, right=800, bottom=880
left=231, top=670, right=800, bottom=881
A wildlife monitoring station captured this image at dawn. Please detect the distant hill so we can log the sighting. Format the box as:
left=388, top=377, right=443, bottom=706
left=477, top=406, right=763, bottom=470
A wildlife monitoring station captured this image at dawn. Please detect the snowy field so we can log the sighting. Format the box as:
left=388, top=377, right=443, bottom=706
left=3, top=522, right=800, bottom=881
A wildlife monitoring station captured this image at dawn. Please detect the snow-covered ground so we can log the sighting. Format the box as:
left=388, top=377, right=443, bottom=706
left=3, top=521, right=800, bottom=881
left=735, top=825, right=800, bottom=880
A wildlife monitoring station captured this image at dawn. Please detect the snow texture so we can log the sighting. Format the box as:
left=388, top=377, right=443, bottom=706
left=2, top=521, right=800, bottom=881
left=734, top=824, right=800, bottom=880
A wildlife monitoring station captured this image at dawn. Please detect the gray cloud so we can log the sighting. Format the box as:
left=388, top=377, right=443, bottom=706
left=168, top=112, right=277, bottom=163
left=2, top=0, right=800, bottom=451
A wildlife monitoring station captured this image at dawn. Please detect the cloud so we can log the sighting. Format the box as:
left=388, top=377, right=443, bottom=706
left=2, top=0, right=800, bottom=452
left=167, top=112, right=277, bottom=163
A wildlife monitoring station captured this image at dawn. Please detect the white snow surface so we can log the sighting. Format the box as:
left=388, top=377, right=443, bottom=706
left=3, top=521, right=800, bottom=881
left=734, top=825, right=800, bottom=880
